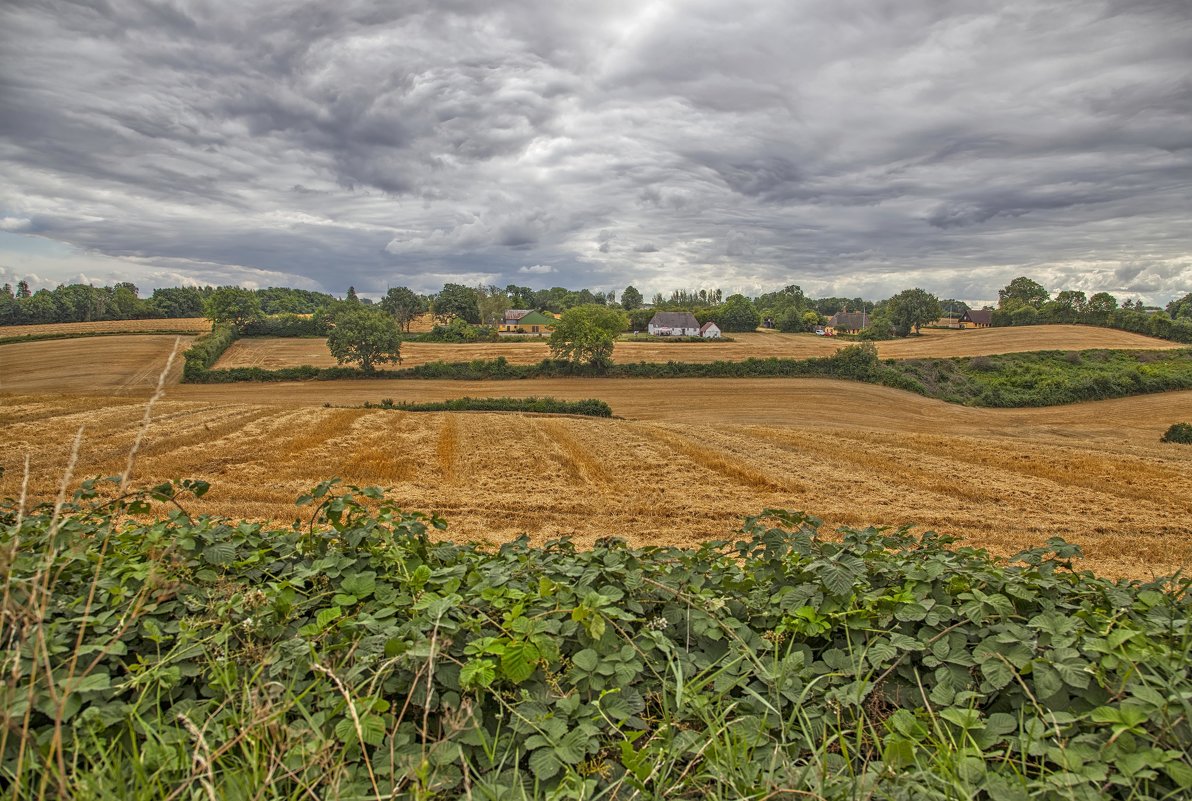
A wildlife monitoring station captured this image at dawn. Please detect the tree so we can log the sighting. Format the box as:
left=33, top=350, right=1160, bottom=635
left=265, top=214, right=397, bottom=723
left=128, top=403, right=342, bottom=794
left=620, top=285, right=644, bottom=311
left=346, top=286, right=360, bottom=303
left=327, top=308, right=401, bottom=371
left=15, top=280, right=31, bottom=299
left=548, top=304, right=628, bottom=367
left=1168, top=292, right=1192, bottom=319
left=717, top=294, right=760, bottom=332
left=885, top=288, right=942, bottom=336
left=433, top=283, right=481, bottom=324
left=1053, top=290, right=1088, bottom=314
left=380, top=286, right=428, bottom=332
left=998, top=277, right=1049, bottom=310
left=205, top=287, right=262, bottom=331
left=1086, top=292, right=1119, bottom=315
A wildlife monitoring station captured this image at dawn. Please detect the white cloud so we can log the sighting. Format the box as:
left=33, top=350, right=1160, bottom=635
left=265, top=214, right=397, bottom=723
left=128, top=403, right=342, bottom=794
left=518, top=264, right=555, bottom=275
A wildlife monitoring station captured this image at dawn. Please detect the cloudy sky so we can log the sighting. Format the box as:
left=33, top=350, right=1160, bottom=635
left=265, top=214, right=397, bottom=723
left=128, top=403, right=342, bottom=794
left=1, top=0, right=1190, bottom=304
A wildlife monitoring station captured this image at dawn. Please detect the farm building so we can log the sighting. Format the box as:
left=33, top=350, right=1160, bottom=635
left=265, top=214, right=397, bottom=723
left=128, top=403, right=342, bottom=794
left=498, top=309, right=556, bottom=335
left=699, top=321, right=722, bottom=339
left=648, top=311, right=701, bottom=336
left=960, top=309, right=993, bottom=328
left=825, top=311, right=870, bottom=335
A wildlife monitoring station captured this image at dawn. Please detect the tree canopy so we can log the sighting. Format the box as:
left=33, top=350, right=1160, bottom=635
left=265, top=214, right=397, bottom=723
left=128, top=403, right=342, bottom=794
left=433, top=283, right=481, bottom=324
left=885, top=288, right=942, bottom=336
left=380, top=286, right=428, bottom=332
left=205, top=287, right=263, bottom=331
left=548, top=304, right=628, bottom=367
left=620, top=285, right=643, bottom=311
left=717, top=294, right=761, bottom=332
left=326, top=307, right=402, bottom=371
left=998, top=277, right=1050, bottom=310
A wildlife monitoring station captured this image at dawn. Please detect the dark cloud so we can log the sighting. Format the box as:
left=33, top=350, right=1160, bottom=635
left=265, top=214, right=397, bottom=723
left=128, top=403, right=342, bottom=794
left=1, top=0, right=1190, bottom=302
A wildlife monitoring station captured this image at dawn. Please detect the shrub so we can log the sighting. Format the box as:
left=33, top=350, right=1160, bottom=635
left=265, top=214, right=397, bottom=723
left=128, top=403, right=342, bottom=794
left=241, top=313, right=326, bottom=337
left=1161, top=422, right=1192, bottom=444
left=363, top=396, right=613, bottom=417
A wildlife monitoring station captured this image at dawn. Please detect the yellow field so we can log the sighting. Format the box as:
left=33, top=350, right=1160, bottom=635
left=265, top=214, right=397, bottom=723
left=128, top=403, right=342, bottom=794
left=214, top=325, right=1180, bottom=369
left=2, top=332, right=1191, bottom=580
left=0, top=317, right=210, bottom=338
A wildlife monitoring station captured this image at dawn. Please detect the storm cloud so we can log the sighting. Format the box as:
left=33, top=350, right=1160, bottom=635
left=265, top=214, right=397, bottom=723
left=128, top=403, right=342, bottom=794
left=1, top=0, right=1190, bottom=303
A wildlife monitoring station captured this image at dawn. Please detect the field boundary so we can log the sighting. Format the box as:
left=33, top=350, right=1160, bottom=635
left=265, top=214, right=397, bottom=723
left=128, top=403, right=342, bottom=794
left=181, top=344, right=1192, bottom=408
left=0, top=328, right=207, bottom=346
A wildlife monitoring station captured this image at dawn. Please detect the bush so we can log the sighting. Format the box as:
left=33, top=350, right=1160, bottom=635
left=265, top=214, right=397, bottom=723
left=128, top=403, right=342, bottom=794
left=1161, top=422, right=1192, bottom=444
left=4, top=483, right=1190, bottom=799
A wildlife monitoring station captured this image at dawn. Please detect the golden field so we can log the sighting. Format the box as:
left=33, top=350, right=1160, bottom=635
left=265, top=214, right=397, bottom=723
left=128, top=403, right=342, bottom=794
left=214, top=325, right=1180, bottom=369
left=0, top=317, right=210, bottom=339
left=2, top=332, right=1191, bottom=580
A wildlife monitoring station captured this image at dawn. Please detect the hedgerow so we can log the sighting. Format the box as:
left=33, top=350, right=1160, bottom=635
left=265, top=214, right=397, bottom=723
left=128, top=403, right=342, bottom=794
left=180, top=323, right=239, bottom=380
left=181, top=343, right=1192, bottom=409
left=1161, top=422, right=1192, bottom=444
left=3, top=480, right=1189, bottom=799
left=363, top=396, right=614, bottom=417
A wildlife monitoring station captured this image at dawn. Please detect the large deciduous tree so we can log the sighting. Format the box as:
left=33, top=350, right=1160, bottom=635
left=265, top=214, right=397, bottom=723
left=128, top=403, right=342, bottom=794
left=548, top=304, right=628, bottom=367
left=204, top=287, right=262, bottom=331
left=1168, top=292, right=1192, bottom=319
left=327, top=308, right=402, bottom=371
left=380, top=286, right=428, bottom=332
left=717, top=294, right=761, bottom=332
left=885, top=288, right=942, bottom=336
left=998, top=277, right=1050, bottom=310
left=433, top=283, right=481, bottom=324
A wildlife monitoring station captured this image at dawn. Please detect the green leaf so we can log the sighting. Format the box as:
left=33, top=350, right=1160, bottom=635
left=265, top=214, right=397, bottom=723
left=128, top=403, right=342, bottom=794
left=1164, top=760, right=1192, bottom=789
left=980, top=658, right=1014, bottom=690
left=202, top=541, right=236, bottom=566
left=334, top=714, right=385, bottom=746
left=555, top=728, right=589, bottom=765
left=341, top=572, right=376, bottom=598
left=459, top=659, right=496, bottom=690
left=883, top=737, right=917, bottom=769
left=63, top=673, right=111, bottom=693
left=316, top=606, right=343, bottom=630
left=819, top=562, right=854, bottom=597
left=501, top=641, right=539, bottom=683
left=528, top=747, right=561, bottom=781
left=571, top=649, right=599, bottom=673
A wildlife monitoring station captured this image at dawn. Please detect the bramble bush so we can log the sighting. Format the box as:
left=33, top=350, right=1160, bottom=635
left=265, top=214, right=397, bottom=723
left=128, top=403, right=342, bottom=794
left=362, top=396, right=613, bottom=417
left=2, top=479, right=1190, bottom=799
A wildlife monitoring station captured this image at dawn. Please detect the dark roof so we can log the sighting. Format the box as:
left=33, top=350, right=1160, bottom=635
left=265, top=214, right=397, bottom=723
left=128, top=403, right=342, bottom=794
left=503, top=309, right=534, bottom=321
left=649, top=311, right=700, bottom=328
left=962, top=309, right=993, bottom=324
left=827, top=311, right=869, bottom=329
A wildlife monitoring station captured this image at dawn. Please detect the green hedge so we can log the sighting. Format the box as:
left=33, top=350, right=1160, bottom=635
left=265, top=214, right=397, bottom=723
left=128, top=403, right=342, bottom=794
left=3, top=481, right=1189, bottom=799
left=180, top=323, right=239, bottom=380
left=363, top=396, right=613, bottom=417
left=241, top=313, right=326, bottom=337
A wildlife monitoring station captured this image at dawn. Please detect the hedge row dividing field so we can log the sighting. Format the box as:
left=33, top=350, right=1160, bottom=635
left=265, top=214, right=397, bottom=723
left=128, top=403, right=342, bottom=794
left=2, top=480, right=1189, bottom=799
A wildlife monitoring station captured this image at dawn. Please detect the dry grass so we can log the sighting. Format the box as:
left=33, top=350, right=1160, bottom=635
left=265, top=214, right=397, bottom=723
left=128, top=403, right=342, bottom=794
left=3, top=329, right=1191, bottom=580
left=213, top=325, right=1180, bottom=369
left=0, top=318, right=211, bottom=338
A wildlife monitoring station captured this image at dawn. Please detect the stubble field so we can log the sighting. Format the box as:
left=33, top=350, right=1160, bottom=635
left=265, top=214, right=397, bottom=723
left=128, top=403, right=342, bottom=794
left=0, top=317, right=211, bottom=339
left=213, top=325, right=1179, bottom=369
left=2, top=332, right=1191, bottom=579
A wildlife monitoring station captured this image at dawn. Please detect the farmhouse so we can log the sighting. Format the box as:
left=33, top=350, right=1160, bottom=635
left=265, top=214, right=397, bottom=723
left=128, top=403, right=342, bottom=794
left=498, top=309, right=556, bottom=335
left=648, top=311, right=701, bottom=336
left=960, top=309, right=993, bottom=328
left=699, top=321, right=721, bottom=339
left=825, top=311, right=870, bottom=335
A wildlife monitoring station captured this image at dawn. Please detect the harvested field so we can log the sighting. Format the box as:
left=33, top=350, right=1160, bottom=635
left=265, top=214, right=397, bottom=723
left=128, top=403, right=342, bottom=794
left=2, top=381, right=1191, bottom=579
left=0, top=317, right=210, bottom=339
left=4, top=331, right=1191, bottom=579
left=0, top=335, right=192, bottom=393
left=214, top=325, right=1179, bottom=369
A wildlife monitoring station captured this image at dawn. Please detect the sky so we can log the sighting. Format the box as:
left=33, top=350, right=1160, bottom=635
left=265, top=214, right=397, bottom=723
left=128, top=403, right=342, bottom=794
left=1, top=0, right=1190, bottom=305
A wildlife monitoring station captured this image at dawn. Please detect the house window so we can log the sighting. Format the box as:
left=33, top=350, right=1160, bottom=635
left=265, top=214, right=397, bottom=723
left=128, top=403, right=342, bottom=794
left=532, top=326, right=538, bottom=333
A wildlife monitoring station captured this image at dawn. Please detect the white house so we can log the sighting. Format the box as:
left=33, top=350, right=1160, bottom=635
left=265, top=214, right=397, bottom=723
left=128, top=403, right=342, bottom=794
left=699, top=321, right=721, bottom=339
left=647, top=311, right=701, bottom=336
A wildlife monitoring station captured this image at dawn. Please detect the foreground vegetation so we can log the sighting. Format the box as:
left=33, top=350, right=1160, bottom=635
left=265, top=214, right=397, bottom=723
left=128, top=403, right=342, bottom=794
left=2, top=479, right=1189, bottom=799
